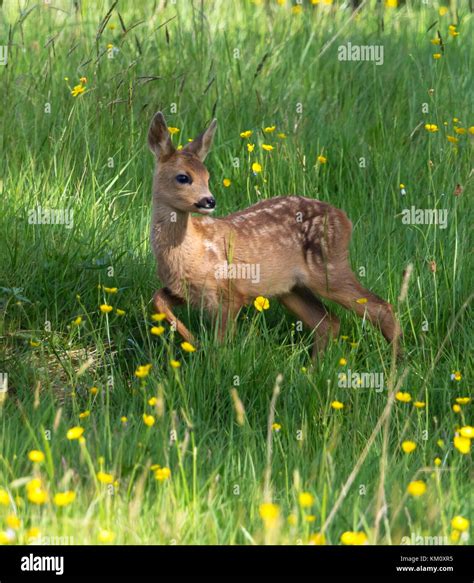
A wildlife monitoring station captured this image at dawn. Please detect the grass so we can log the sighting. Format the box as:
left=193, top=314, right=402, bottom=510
left=0, top=0, right=472, bottom=546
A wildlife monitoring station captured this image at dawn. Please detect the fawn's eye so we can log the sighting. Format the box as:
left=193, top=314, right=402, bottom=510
left=176, top=174, right=191, bottom=184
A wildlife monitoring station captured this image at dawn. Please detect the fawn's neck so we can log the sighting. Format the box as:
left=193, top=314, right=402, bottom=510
left=151, top=200, right=197, bottom=251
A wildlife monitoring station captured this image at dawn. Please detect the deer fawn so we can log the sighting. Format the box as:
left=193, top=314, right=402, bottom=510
left=148, top=112, right=401, bottom=358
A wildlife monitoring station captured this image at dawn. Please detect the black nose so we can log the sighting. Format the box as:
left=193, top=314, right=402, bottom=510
left=196, top=196, right=216, bottom=209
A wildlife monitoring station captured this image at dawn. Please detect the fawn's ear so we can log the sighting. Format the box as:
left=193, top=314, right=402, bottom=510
left=148, top=112, right=175, bottom=160
left=184, top=118, right=217, bottom=161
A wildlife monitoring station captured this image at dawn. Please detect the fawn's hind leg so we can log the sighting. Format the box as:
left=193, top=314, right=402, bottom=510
left=309, top=268, right=400, bottom=347
left=279, top=286, right=340, bottom=359
left=153, top=288, right=196, bottom=345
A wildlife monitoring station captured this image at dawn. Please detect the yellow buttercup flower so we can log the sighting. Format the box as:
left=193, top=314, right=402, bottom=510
left=167, top=127, right=180, bottom=135
left=254, top=296, right=270, bottom=311
left=103, top=286, right=118, bottom=294
left=455, top=397, right=470, bottom=405
left=432, top=53, right=442, bottom=59
left=447, top=135, right=459, bottom=144
left=459, top=426, right=474, bottom=439
left=6, top=514, right=21, bottom=529
left=154, top=467, right=171, bottom=481
left=331, top=401, right=344, bottom=410
left=247, top=143, right=255, bottom=152
left=401, top=441, right=417, bottom=454
left=424, top=124, right=439, bottom=132
left=143, top=414, right=155, bottom=427
left=71, top=84, right=85, bottom=97
left=151, top=313, right=166, bottom=322
left=259, top=502, right=280, bottom=526
left=148, top=397, right=158, bottom=406
left=439, top=6, right=448, bottom=15
left=53, top=491, right=76, bottom=507
left=452, top=371, right=462, bottom=381
left=263, top=126, right=276, bottom=133
left=434, top=457, right=442, bottom=467
left=396, top=392, right=412, bottom=403
left=262, top=144, right=274, bottom=151
left=277, top=132, right=287, bottom=139
left=413, top=401, right=426, bottom=409
left=298, top=492, right=314, bottom=508
left=28, top=450, right=45, bottom=463
left=240, top=130, right=252, bottom=138
left=26, top=527, right=41, bottom=540
left=99, top=304, right=113, bottom=313
left=181, top=341, right=196, bottom=353
left=223, top=178, right=231, bottom=187
left=317, top=155, right=327, bottom=164
left=150, top=326, right=165, bottom=336
left=454, top=435, right=471, bottom=454
left=90, top=386, right=99, bottom=395
left=79, top=410, right=90, bottom=419
left=407, top=480, right=427, bottom=497
left=454, top=127, right=466, bottom=135
left=120, top=416, right=128, bottom=424
left=340, top=531, right=367, bottom=545
left=66, top=426, right=84, bottom=440
left=26, top=480, right=48, bottom=505
left=451, top=516, right=469, bottom=532
left=97, top=472, right=114, bottom=484
left=115, top=308, right=125, bottom=316
left=252, top=162, right=262, bottom=173
left=0, top=489, right=10, bottom=505
left=309, top=532, right=326, bottom=545
left=170, top=360, right=181, bottom=368
left=72, top=316, right=82, bottom=326
left=453, top=404, right=461, bottom=413
left=272, top=422, right=281, bottom=432
left=135, top=364, right=152, bottom=378
left=339, top=358, right=347, bottom=366
left=98, top=529, right=115, bottom=543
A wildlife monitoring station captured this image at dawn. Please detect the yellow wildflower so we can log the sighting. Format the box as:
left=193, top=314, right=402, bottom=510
left=71, top=84, right=85, bottom=97
left=148, top=397, right=158, bottom=406
left=97, top=472, right=114, bottom=484
left=79, top=410, right=90, bottom=419
left=98, top=529, right=115, bottom=543
left=150, top=326, right=165, bottom=336
left=455, top=397, right=470, bottom=405
left=254, top=296, right=270, bottom=311
left=167, top=127, right=180, bottom=135
left=28, top=450, right=45, bottom=463
left=439, top=6, right=448, bottom=15
left=154, top=467, right=171, bottom=481
left=272, top=422, right=281, bottom=432
left=396, top=392, right=412, bottom=403
left=262, top=144, right=274, bottom=151
left=413, top=401, right=426, bottom=409
left=0, top=489, right=10, bottom=506
left=170, top=360, right=181, bottom=368
left=407, top=480, right=427, bottom=497
left=116, top=308, right=126, bottom=316
left=72, top=316, right=82, bottom=326
left=66, top=426, right=84, bottom=440
left=181, top=341, right=196, bottom=353
left=103, top=286, right=118, bottom=293
left=263, top=126, right=276, bottom=133
left=120, top=416, right=128, bottom=424
left=401, top=441, right=417, bottom=454
left=298, top=492, right=314, bottom=508
left=434, top=457, right=441, bottom=467
left=331, top=401, right=344, bottom=410
left=247, top=143, right=255, bottom=152
left=99, top=304, right=113, bottom=313
left=277, top=133, right=287, bottom=139
left=460, top=426, right=474, bottom=439
left=451, top=516, right=469, bottom=532
left=143, top=414, right=155, bottom=427
left=454, top=127, right=466, bottom=135
left=340, top=531, right=368, bottom=545
left=339, top=358, right=347, bottom=366
left=151, top=313, right=167, bottom=321
left=317, top=155, right=327, bottom=164
left=453, top=404, right=461, bottom=413
left=309, top=532, right=326, bottom=545
left=135, top=364, right=152, bottom=378
left=53, top=491, right=76, bottom=507
left=6, top=514, right=21, bottom=529
left=240, top=130, right=252, bottom=138
left=433, top=53, right=442, bottom=59
left=454, top=435, right=471, bottom=454
left=252, top=162, right=262, bottom=173
left=223, top=178, right=231, bottom=187
left=424, top=124, right=439, bottom=132
left=259, top=502, right=280, bottom=526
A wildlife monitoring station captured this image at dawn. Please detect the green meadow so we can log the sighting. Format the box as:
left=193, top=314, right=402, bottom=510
left=0, top=0, right=472, bottom=545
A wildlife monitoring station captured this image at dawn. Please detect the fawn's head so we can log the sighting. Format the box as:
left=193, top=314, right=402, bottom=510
left=148, top=112, right=217, bottom=214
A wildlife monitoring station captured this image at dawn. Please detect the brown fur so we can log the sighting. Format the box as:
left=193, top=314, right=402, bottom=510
left=148, top=112, right=401, bottom=357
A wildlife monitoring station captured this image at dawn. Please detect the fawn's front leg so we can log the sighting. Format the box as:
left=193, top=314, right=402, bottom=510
left=153, top=288, right=196, bottom=345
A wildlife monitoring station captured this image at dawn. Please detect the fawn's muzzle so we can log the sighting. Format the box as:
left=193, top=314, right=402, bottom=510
left=195, top=196, right=216, bottom=210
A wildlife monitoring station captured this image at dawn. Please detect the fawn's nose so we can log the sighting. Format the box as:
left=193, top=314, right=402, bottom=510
left=196, top=196, right=216, bottom=210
